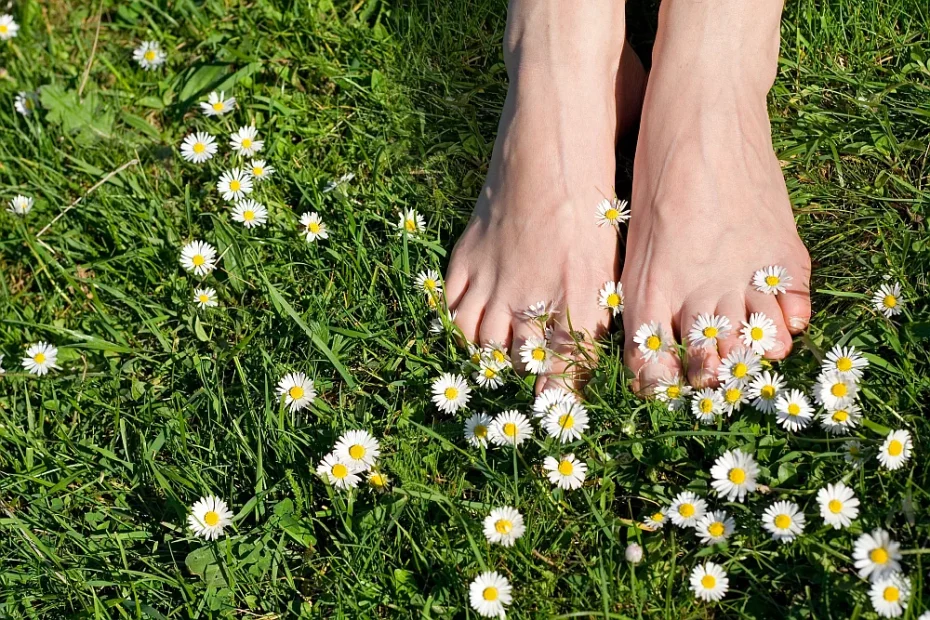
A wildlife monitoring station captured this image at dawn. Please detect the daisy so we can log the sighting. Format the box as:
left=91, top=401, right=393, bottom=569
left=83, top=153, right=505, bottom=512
left=543, top=453, right=587, bottom=490
left=429, top=309, right=456, bottom=334
left=761, top=500, right=805, bottom=543
left=397, top=209, right=425, bottom=235
left=229, top=126, right=263, bottom=157
left=316, top=453, right=361, bottom=490
left=0, top=355, right=5, bottom=374
left=7, top=195, right=33, bottom=216
left=814, top=371, right=858, bottom=410
left=720, top=381, right=749, bottom=415
left=482, top=341, right=511, bottom=368
left=823, top=344, right=868, bottom=379
left=247, top=159, right=274, bottom=181
left=655, top=375, right=692, bottom=411
left=844, top=440, right=866, bottom=466
left=633, top=322, right=667, bottom=363
left=323, top=172, right=355, bottom=193
left=740, top=312, right=778, bottom=354
left=696, top=511, right=736, bottom=545
left=187, top=495, right=233, bottom=540
left=231, top=199, right=268, bottom=229
left=643, top=508, right=668, bottom=530
left=193, top=287, right=218, bottom=309
left=688, top=313, right=731, bottom=349
left=132, top=41, right=166, bottom=70
left=532, top=386, right=574, bottom=419
left=691, top=388, right=724, bottom=424
left=216, top=168, right=253, bottom=202
left=483, top=506, right=525, bottom=547
left=690, top=562, right=729, bottom=602
left=334, top=430, right=380, bottom=471
left=0, top=14, right=19, bottom=40
left=872, top=281, right=904, bottom=318
left=299, top=212, right=329, bottom=242
left=853, top=529, right=902, bottom=582
left=710, top=449, right=758, bottom=502
left=523, top=300, right=555, bottom=321
left=870, top=574, right=910, bottom=618
left=543, top=400, right=589, bottom=443
left=774, top=389, right=813, bottom=432
left=179, top=240, right=218, bottom=276
left=747, top=370, right=786, bottom=414
left=819, top=402, right=861, bottom=435
left=489, top=410, right=532, bottom=447
left=464, top=412, right=493, bottom=447
left=21, top=342, right=60, bottom=375
left=752, top=265, right=792, bottom=295
left=598, top=281, right=624, bottom=316
left=668, top=491, right=707, bottom=528
left=520, top=336, right=554, bottom=375
left=718, top=349, right=762, bottom=384
left=474, top=360, right=505, bottom=390
left=14, top=91, right=38, bottom=117
left=275, top=372, right=316, bottom=412
left=431, top=373, right=470, bottom=414
left=414, top=269, right=442, bottom=299
left=625, top=543, right=643, bottom=564
left=465, top=343, right=483, bottom=367
left=816, top=482, right=859, bottom=529
left=469, top=571, right=512, bottom=619
left=179, top=132, right=217, bottom=164
left=367, top=470, right=390, bottom=492
left=595, top=197, right=630, bottom=228
left=877, top=429, right=912, bottom=471
left=200, top=91, right=236, bottom=116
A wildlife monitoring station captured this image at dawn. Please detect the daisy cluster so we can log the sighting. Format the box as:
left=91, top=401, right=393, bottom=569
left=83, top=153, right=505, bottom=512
left=315, top=429, right=389, bottom=492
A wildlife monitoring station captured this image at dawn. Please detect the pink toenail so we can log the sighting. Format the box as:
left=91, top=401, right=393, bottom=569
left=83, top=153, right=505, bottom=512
left=789, top=317, right=807, bottom=330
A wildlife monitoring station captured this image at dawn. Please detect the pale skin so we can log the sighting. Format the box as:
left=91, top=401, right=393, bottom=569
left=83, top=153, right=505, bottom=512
left=444, top=0, right=812, bottom=394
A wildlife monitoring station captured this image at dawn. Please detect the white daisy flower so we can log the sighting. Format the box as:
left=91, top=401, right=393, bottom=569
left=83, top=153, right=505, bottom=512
left=853, top=529, right=902, bottom=582
left=633, top=321, right=667, bottom=363
left=844, top=440, right=866, bottom=466
left=655, top=375, right=692, bottom=411
left=474, top=360, right=505, bottom=390
left=691, top=388, right=724, bottom=424
left=179, top=131, right=217, bottom=164
left=179, top=240, right=218, bottom=276
left=323, top=172, right=355, bottom=193
left=752, top=265, right=792, bottom=295
left=132, top=41, right=166, bottom=70
left=690, top=562, right=729, bottom=602
left=543, top=453, right=587, bottom=490
left=464, top=412, right=493, bottom=447
left=532, top=386, right=574, bottom=419
left=397, top=209, right=425, bottom=235
left=720, top=381, right=749, bottom=415
left=0, top=354, right=5, bottom=374
left=740, top=312, right=778, bottom=354
left=431, top=373, right=470, bottom=414
left=489, top=410, right=532, bottom=447
left=187, top=495, right=233, bottom=540
left=823, top=344, right=868, bottom=379
left=877, top=429, right=912, bottom=471
left=869, top=574, right=910, bottom=618
left=429, top=309, right=456, bottom=334
left=520, top=336, right=553, bottom=375
left=299, top=212, right=329, bottom=242
left=598, top=281, right=624, bottom=316
left=595, top=197, right=630, bottom=228
left=747, top=370, right=786, bottom=414
left=414, top=269, right=442, bottom=299
left=0, top=14, right=19, bottom=40
left=231, top=199, right=267, bottom=229
left=316, top=453, right=360, bottom=490
left=816, top=482, right=859, bottom=529
left=7, top=195, right=33, bottom=216
left=14, top=91, right=38, bottom=117
left=625, top=543, right=643, bottom=564
left=523, top=300, right=555, bottom=321
left=469, top=571, right=512, bottom=619
left=688, top=313, right=731, bottom=349
left=483, top=506, right=525, bottom=547
left=710, top=449, right=759, bottom=502
left=668, top=491, right=708, bottom=528
left=761, top=500, right=805, bottom=543
left=216, top=168, right=253, bottom=202
left=774, top=389, right=813, bottom=432
left=643, top=508, right=668, bottom=530
left=482, top=341, right=511, bottom=369
left=247, top=159, right=274, bottom=181
left=718, top=349, right=762, bottom=384
left=275, top=372, right=316, bottom=412
left=200, top=91, right=236, bottom=116
left=229, top=126, right=263, bottom=157
left=872, top=281, right=904, bottom=318
left=819, top=402, right=861, bottom=435
left=814, top=371, right=858, bottom=410
left=696, top=511, right=736, bottom=545
left=543, top=400, right=589, bottom=443
left=464, top=343, right=483, bottom=367
left=21, top=341, right=60, bottom=375
left=193, top=287, right=218, bottom=309
left=367, top=470, right=390, bottom=492
left=334, top=430, right=380, bottom=471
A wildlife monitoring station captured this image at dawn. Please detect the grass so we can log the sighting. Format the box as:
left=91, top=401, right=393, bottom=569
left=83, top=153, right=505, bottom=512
left=0, top=0, right=929, bottom=617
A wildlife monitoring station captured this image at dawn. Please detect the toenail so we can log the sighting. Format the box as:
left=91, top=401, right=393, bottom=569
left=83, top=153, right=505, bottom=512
left=768, top=340, right=786, bottom=355
left=789, top=317, right=807, bottom=330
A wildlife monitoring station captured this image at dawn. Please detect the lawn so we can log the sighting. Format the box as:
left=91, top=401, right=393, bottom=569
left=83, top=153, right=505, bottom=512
left=1, top=0, right=929, bottom=617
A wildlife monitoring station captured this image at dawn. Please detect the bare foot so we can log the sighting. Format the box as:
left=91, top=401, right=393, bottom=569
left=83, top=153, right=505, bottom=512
left=621, top=0, right=812, bottom=392
left=444, top=1, right=646, bottom=393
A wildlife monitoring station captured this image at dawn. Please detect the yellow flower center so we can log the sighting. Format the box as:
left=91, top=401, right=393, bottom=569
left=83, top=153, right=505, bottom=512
left=831, top=383, right=847, bottom=398
left=494, top=519, right=513, bottom=534
left=728, top=468, right=746, bottom=484
left=557, top=459, right=574, bottom=476
left=203, top=511, right=220, bottom=527
left=888, top=440, right=903, bottom=457
left=308, top=222, right=321, bottom=233
left=557, top=414, right=575, bottom=429
left=241, top=138, right=252, bottom=148
left=883, top=295, right=897, bottom=309
left=444, top=387, right=459, bottom=400
left=289, top=386, right=304, bottom=400
left=252, top=166, right=263, bottom=176
left=144, top=49, right=156, bottom=61
left=832, top=410, right=849, bottom=423
left=532, top=347, right=546, bottom=361
left=229, top=180, right=241, bottom=192
left=33, top=353, right=46, bottom=364
left=483, top=367, right=497, bottom=379
left=198, top=295, right=209, bottom=304
left=212, top=101, right=225, bottom=112
left=473, top=424, right=487, bottom=438
left=503, top=422, right=517, bottom=438
left=423, top=278, right=436, bottom=291
left=651, top=512, right=664, bottom=522
left=492, top=350, right=506, bottom=364
left=750, top=326, right=764, bottom=341
left=703, top=326, right=718, bottom=338
left=883, top=586, right=899, bottom=603
left=604, top=208, right=618, bottom=221
left=699, top=398, right=713, bottom=414
left=732, top=362, right=748, bottom=378
left=193, top=142, right=206, bottom=153
left=765, top=275, right=780, bottom=287
left=332, top=463, right=348, bottom=479
left=404, top=218, right=417, bottom=232
left=787, top=403, right=801, bottom=416
left=470, top=352, right=482, bottom=364
left=678, top=503, right=695, bottom=518
left=870, top=547, right=889, bottom=565
left=725, top=387, right=741, bottom=404
left=646, top=335, right=661, bottom=351
left=708, top=522, right=725, bottom=538
left=192, top=254, right=205, bottom=266
left=836, top=357, right=853, bottom=372
left=243, top=210, right=255, bottom=221
left=0, top=25, right=8, bottom=34
left=667, top=385, right=681, bottom=399
left=701, top=575, right=716, bottom=589
left=349, top=444, right=365, bottom=460
left=760, top=385, right=775, bottom=399
left=849, top=445, right=860, bottom=457
left=774, top=514, right=791, bottom=529
left=369, top=473, right=387, bottom=487
left=828, top=499, right=843, bottom=514
left=482, top=587, right=498, bottom=602
left=606, top=293, right=621, bottom=308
